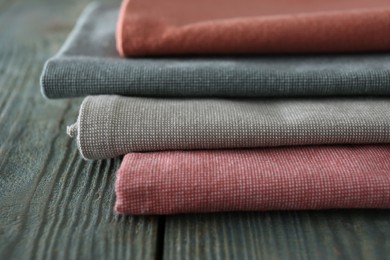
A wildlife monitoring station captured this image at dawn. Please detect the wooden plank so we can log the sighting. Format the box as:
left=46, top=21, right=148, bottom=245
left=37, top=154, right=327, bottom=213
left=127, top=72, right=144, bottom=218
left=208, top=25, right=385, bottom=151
left=164, top=210, right=390, bottom=259
left=0, top=1, right=159, bottom=259
left=2, top=0, right=390, bottom=259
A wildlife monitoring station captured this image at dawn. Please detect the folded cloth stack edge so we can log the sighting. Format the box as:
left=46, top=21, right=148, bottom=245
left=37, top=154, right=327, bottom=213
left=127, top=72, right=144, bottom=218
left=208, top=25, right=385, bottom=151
left=68, top=95, right=390, bottom=160
left=39, top=2, right=390, bottom=215
left=40, top=4, right=390, bottom=99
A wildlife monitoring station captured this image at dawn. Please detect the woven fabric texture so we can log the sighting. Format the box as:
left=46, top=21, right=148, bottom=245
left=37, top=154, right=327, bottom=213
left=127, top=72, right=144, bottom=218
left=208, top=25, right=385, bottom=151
left=68, top=95, right=390, bottom=160
left=41, top=3, right=390, bottom=99
left=117, top=0, right=390, bottom=56
left=115, top=145, right=390, bottom=215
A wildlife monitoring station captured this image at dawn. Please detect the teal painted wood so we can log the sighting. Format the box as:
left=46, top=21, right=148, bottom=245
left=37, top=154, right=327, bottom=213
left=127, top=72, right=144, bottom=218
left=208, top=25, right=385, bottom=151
left=0, top=0, right=159, bottom=259
left=165, top=211, right=390, bottom=259
left=2, top=0, right=390, bottom=259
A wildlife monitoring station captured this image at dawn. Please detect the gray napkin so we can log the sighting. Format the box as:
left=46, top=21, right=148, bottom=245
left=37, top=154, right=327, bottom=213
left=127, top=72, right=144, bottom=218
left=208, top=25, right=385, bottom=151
left=68, top=95, right=390, bottom=159
left=41, top=3, right=390, bottom=99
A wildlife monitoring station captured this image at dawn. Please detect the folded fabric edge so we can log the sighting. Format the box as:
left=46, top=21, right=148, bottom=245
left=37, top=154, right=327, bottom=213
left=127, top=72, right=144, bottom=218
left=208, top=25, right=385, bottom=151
left=113, top=156, right=126, bottom=214
left=39, top=59, right=53, bottom=99
left=40, top=2, right=101, bottom=99
left=116, top=0, right=129, bottom=57
left=40, top=59, right=66, bottom=99
left=67, top=121, right=87, bottom=160
left=67, top=97, right=91, bottom=160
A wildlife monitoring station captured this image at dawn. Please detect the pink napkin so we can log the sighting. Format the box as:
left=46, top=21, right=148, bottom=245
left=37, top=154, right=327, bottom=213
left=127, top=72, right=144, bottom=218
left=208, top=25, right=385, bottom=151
left=115, top=145, right=390, bottom=215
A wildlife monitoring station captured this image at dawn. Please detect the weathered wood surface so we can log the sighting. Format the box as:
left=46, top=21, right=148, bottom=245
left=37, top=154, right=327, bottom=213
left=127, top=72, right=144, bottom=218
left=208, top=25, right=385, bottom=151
left=1, top=0, right=390, bottom=259
left=165, top=210, right=390, bottom=259
left=0, top=0, right=159, bottom=259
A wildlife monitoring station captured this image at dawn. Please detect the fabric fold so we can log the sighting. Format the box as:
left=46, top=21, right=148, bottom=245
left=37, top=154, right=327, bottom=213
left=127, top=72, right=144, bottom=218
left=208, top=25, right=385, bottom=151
left=41, top=3, right=390, bottom=99
left=69, top=95, right=390, bottom=159
left=115, top=145, right=390, bottom=215
left=117, top=0, right=390, bottom=56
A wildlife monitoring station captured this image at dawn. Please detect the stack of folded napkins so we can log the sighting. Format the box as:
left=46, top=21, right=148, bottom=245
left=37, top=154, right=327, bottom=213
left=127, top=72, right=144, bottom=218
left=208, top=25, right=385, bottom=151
left=41, top=0, right=390, bottom=215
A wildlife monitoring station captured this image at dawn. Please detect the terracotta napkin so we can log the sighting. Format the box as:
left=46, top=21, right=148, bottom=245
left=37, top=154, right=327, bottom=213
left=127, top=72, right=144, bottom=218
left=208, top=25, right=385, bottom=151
left=117, top=0, right=390, bottom=56
left=115, top=145, right=390, bottom=215
left=68, top=95, right=390, bottom=159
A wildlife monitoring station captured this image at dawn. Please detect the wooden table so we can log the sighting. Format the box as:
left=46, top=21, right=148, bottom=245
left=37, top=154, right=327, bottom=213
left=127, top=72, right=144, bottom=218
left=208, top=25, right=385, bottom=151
left=1, top=0, right=389, bottom=259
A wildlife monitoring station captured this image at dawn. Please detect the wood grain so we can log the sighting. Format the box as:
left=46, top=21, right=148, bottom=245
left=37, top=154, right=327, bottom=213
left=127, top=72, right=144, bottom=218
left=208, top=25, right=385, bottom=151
left=164, top=210, right=390, bottom=259
left=1, top=0, right=390, bottom=259
left=0, top=1, right=159, bottom=259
